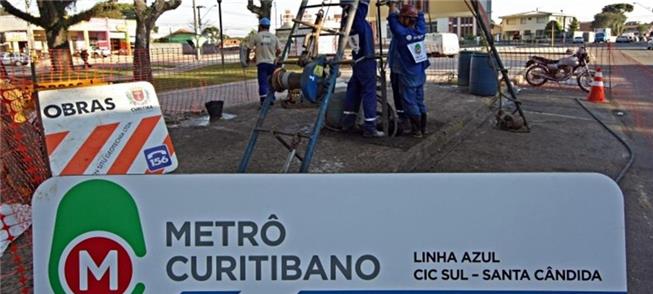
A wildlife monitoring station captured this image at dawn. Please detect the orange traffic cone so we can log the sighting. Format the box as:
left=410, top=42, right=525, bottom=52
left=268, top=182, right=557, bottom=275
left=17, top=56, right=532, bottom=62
left=587, top=67, right=606, bottom=103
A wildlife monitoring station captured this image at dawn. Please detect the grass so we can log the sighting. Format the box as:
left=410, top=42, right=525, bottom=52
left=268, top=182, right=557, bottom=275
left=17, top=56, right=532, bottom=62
left=152, top=63, right=302, bottom=93
left=152, top=63, right=256, bottom=92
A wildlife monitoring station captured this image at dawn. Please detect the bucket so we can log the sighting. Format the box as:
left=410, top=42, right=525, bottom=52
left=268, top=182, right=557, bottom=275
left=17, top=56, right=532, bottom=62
left=469, top=53, right=498, bottom=97
left=325, top=91, right=348, bottom=130
left=205, top=100, right=224, bottom=122
left=457, top=51, right=475, bottom=87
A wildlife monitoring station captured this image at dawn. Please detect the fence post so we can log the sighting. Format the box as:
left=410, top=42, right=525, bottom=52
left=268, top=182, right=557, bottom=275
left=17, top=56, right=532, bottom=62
left=30, top=56, right=53, bottom=178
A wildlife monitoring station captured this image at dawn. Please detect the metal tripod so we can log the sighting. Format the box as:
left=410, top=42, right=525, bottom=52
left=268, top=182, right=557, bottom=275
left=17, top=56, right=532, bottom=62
left=238, top=0, right=363, bottom=173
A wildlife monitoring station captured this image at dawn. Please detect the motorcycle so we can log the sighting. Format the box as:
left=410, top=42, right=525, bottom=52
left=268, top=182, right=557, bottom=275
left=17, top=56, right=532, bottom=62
left=524, top=47, right=594, bottom=92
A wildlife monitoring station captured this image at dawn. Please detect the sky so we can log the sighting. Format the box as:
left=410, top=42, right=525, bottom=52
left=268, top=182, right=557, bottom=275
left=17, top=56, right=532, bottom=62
left=9, top=0, right=653, bottom=37
left=157, top=0, right=653, bottom=37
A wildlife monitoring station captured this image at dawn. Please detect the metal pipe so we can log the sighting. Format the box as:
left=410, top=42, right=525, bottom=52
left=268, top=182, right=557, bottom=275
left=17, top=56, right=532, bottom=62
left=218, top=0, right=225, bottom=66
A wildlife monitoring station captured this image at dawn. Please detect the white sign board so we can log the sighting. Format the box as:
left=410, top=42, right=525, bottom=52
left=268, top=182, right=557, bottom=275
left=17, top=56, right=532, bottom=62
left=32, top=174, right=627, bottom=294
left=39, top=82, right=178, bottom=176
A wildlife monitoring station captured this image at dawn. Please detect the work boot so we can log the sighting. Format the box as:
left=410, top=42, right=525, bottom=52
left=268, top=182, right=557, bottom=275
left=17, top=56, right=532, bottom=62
left=363, top=122, right=385, bottom=138
left=420, top=113, right=427, bottom=137
left=410, top=117, right=423, bottom=138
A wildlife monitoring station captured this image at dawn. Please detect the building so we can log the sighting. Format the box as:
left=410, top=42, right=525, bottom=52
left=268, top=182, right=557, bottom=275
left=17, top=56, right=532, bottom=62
left=499, top=10, right=576, bottom=41
left=0, top=15, right=136, bottom=53
left=369, top=0, right=491, bottom=40
left=157, top=29, right=196, bottom=44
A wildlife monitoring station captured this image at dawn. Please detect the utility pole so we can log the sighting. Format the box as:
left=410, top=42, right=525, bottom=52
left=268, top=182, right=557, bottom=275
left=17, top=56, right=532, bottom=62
left=24, top=0, right=34, bottom=54
left=217, top=0, right=225, bottom=66
left=561, top=10, right=567, bottom=44
left=192, top=0, right=201, bottom=60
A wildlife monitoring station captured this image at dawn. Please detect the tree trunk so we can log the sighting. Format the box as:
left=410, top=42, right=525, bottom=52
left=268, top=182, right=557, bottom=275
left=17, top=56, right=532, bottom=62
left=133, top=18, right=153, bottom=82
left=46, top=25, right=74, bottom=73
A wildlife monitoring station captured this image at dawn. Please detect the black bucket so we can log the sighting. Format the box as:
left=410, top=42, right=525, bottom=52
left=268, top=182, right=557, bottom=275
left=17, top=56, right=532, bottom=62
left=205, top=101, right=224, bottom=122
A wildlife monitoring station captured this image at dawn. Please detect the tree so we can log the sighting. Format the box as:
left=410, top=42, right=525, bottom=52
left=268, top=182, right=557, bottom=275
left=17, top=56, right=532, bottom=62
left=545, top=21, right=562, bottom=39
left=637, top=23, right=651, bottom=38
left=569, top=17, right=580, bottom=33
left=133, top=0, right=182, bottom=82
left=0, top=0, right=115, bottom=70
left=202, top=26, right=220, bottom=45
left=602, top=3, right=634, bottom=14
left=0, top=6, right=7, bottom=15
left=96, top=3, right=137, bottom=19
left=592, top=3, right=633, bottom=35
left=247, top=0, right=273, bottom=19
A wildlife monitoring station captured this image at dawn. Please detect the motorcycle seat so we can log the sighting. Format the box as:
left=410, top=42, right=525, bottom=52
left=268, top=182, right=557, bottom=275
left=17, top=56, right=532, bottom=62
left=532, top=56, right=559, bottom=64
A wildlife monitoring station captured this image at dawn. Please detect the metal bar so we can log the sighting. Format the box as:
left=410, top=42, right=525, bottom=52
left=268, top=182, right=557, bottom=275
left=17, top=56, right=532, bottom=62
left=303, top=3, right=342, bottom=9
left=300, top=0, right=360, bottom=172
left=256, top=128, right=311, bottom=139
left=273, top=134, right=305, bottom=161
left=376, top=0, right=389, bottom=136
left=467, top=0, right=530, bottom=131
left=290, top=32, right=342, bottom=38
left=238, top=0, right=311, bottom=172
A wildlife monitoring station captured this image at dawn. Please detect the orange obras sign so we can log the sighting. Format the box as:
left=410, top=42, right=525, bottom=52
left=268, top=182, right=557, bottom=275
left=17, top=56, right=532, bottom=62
left=38, top=82, right=178, bottom=176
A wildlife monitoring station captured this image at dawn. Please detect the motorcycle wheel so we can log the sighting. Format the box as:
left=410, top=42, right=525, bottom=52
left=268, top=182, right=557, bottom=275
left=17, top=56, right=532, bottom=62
left=577, top=69, right=595, bottom=93
left=525, top=65, right=548, bottom=87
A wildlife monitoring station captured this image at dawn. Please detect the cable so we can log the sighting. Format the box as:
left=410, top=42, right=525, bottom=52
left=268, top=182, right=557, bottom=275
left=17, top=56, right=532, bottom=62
left=574, top=98, right=634, bottom=184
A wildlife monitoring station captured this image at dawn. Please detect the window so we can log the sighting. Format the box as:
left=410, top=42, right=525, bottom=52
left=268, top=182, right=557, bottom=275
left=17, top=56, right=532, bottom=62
left=521, top=18, right=527, bottom=24
left=536, top=16, right=547, bottom=24
left=506, top=18, right=515, bottom=25
left=461, top=26, right=474, bottom=37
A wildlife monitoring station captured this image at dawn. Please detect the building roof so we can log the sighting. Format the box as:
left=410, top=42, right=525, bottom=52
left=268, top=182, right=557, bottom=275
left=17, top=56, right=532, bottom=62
left=500, top=10, right=573, bottom=19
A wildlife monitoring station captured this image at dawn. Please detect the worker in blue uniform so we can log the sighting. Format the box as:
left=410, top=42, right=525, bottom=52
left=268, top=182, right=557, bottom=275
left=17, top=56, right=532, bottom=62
left=387, top=1, right=430, bottom=137
left=340, top=0, right=384, bottom=138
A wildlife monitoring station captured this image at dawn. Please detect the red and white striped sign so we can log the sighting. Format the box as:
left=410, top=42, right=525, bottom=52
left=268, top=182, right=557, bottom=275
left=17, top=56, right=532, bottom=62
left=39, top=82, right=178, bottom=176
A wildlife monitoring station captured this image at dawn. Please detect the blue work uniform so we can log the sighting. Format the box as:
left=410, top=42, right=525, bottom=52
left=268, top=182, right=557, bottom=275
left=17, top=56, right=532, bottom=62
left=341, top=0, right=378, bottom=133
left=388, top=10, right=430, bottom=119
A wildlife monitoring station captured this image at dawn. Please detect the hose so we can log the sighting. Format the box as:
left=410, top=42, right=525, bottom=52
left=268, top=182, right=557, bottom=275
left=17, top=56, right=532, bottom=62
left=575, top=98, right=634, bottom=183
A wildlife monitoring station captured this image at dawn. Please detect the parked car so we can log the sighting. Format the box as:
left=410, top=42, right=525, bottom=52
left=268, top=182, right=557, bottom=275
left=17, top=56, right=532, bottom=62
left=88, top=46, right=111, bottom=58
left=648, top=39, right=653, bottom=50
left=0, top=52, right=30, bottom=66
left=573, top=36, right=585, bottom=44
left=616, top=36, right=632, bottom=43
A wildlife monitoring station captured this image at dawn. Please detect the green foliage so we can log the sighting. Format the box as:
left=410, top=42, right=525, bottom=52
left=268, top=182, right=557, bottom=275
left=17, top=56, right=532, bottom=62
left=592, top=3, right=633, bottom=35
left=569, top=17, right=580, bottom=32
left=637, top=23, right=651, bottom=36
left=545, top=20, right=562, bottom=37
left=95, top=3, right=137, bottom=19
left=602, top=3, right=634, bottom=13
left=202, top=26, right=220, bottom=44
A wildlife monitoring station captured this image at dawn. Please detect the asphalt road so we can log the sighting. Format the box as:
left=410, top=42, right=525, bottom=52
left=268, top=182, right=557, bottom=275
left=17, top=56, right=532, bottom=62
left=418, top=44, right=653, bottom=293
left=610, top=45, right=653, bottom=293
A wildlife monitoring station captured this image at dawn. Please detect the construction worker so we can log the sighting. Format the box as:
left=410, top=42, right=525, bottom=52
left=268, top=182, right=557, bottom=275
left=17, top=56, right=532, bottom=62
left=340, top=0, right=384, bottom=138
left=245, top=17, right=281, bottom=106
left=387, top=1, right=430, bottom=137
left=80, top=49, right=91, bottom=68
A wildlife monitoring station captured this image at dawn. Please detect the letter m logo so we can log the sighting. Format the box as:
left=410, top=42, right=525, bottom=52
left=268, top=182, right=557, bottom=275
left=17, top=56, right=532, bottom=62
left=79, top=250, right=118, bottom=291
